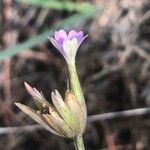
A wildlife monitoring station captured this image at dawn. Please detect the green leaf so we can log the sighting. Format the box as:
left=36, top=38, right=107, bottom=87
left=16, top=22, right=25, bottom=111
left=16, top=0, right=95, bottom=14
left=0, top=13, right=94, bottom=61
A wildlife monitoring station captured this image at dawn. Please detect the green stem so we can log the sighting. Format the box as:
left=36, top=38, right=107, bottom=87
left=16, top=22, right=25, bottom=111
left=73, top=136, right=85, bottom=150
left=68, top=63, right=87, bottom=118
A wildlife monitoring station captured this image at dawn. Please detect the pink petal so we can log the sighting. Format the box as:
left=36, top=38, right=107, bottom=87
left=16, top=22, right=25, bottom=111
left=68, top=30, right=83, bottom=43
left=78, top=34, right=88, bottom=48
left=54, top=29, right=67, bottom=45
left=49, top=37, right=66, bottom=56
left=24, top=82, right=37, bottom=98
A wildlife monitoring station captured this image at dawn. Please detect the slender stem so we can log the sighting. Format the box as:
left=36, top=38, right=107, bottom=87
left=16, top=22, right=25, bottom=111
left=68, top=63, right=87, bottom=118
left=73, top=136, right=85, bottom=150
left=68, top=63, right=86, bottom=149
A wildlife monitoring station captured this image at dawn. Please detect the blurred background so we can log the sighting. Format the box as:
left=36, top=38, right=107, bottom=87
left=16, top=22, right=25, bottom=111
left=0, top=0, right=150, bottom=149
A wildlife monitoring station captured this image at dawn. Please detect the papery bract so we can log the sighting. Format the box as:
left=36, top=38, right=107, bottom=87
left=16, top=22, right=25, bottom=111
left=15, top=83, right=84, bottom=138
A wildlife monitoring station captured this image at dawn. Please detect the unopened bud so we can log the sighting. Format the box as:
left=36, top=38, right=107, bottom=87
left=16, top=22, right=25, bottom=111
left=65, top=90, right=86, bottom=135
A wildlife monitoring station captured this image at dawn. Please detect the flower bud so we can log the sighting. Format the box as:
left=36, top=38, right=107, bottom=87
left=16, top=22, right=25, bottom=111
left=65, top=90, right=86, bottom=134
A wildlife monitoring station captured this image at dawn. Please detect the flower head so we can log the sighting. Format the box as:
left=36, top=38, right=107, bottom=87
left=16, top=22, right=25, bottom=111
left=49, top=29, right=87, bottom=64
left=15, top=83, right=85, bottom=138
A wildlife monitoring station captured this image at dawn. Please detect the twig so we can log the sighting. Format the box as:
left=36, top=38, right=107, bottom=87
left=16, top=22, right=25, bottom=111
left=0, top=125, right=42, bottom=134
left=1, top=107, right=150, bottom=134
left=88, top=107, right=150, bottom=122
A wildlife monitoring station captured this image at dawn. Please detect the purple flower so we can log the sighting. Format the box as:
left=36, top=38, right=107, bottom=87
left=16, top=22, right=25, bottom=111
left=49, top=29, right=87, bottom=64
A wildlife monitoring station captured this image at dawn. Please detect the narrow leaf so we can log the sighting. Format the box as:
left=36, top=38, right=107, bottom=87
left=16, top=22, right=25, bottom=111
left=16, top=0, right=95, bottom=14
left=0, top=13, right=94, bottom=61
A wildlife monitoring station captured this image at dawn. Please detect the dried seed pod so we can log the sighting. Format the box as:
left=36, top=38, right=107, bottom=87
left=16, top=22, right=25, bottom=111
left=15, top=83, right=85, bottom=139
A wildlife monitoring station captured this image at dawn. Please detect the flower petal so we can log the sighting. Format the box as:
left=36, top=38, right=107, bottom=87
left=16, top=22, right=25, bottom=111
left=63, top=38, right=78, bottom=64
left=78, top=34, right=88, bottom=47
left=48, top=37, right=63, bottom=52
left=49, top=30, right=87, bottom=64
left=68, top=30, right=84, bottom=43
left=48, top=37, right=67, bottom=59
left=54, top=29, right=67, bottom=45
left=14, top=102, right=62, bottom=136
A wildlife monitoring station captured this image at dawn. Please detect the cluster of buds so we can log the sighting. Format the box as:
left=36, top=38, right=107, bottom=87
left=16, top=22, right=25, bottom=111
left=15, top=82, right=85, bottom=138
